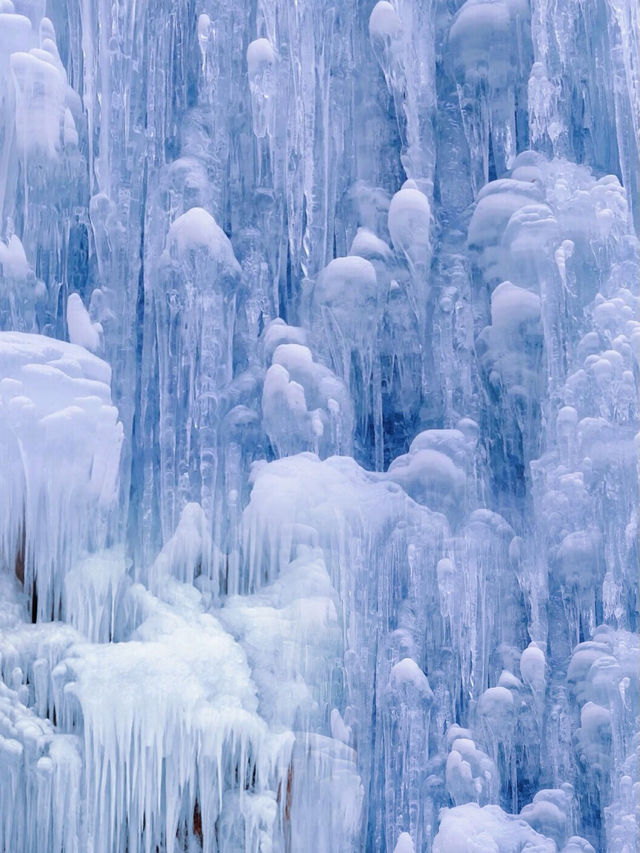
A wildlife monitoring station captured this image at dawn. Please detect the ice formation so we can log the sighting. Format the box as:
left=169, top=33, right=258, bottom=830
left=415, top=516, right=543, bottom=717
left=0, top=0, right=637, bottom=851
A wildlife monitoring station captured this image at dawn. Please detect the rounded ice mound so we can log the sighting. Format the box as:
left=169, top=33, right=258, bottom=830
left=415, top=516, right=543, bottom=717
left=165, top=206, right=240, bottom=275
left=246, top=37, right=275, bottom=71
left=262, top=317, right=307, bottom=362
left=369, top=1, right=404, bottom=91
left=369, top=1, right=402, bottom=42
left=0, top=232, right=30, bottom=279
left=449, top=0, right=529, bottom=87
left=501, top=203, right=558, bottom=268
left=262, top=340, right=353, bottom=458
left=476, top=279, right=543, bottom=437
left=311, top=255, right=386, bottom=398
left=386, top=431, right=468, bottom=522
left=468, top=180, right=543, bottom=281
left=490, top=280, right=541, bottom=332
left=433, top=803, right=556, bottom=853
left=446, top=736, right=496, bottom=805
left=66, top=292, right=102, bottom=352
left=247, top=37, right=276, bottom=138
left=388, top=187, right=431, bottom=273
left=553, top=529, right=601, bottom=590
left=575, top=702, right=612, bottom=773
left=0, top=332, right=123, bottom=621
left=388, top=657, right=433, bottom=703
left=197, top=12, right=211, bottom=48
left=6, top=14, right=80, bottom=161
left=348, top=226, right=393, bottom=264
left=408, top=426, right=476, bottom=468
left=567, top=640, right=613, bottom=705
left=313, top=255, right=381, bottom=337
left=0, top=232, right=38, bottom=332
left=478, top=685, right=515, bottom=733
left=447, top=0, right=531, bottom=184
left=561, top=838, right=596, bottom=853
left=0, top=8, right=32, bottom=58
left=519, top=787, right=575, bottom=850
left=470, top=153, right=634, bottom=303
left=519, top=642, right=546, bottom=693
left=392, top=831, right=415, bottom=853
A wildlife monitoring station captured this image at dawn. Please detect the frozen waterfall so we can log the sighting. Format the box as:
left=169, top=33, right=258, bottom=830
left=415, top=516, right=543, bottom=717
left=0, top=0, right=637, bottom=851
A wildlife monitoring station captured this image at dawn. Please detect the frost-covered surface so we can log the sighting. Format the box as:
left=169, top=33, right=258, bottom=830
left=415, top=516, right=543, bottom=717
left=0, top=0, right=637, bottom=851
left=0, top=333, right=123, bottom=621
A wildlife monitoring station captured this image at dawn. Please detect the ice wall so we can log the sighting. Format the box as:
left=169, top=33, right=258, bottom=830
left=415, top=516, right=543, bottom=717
left=0, top=0, right=637, bottom=851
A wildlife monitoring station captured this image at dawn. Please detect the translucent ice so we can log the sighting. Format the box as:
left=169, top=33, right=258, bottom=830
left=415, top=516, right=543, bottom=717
left=0, top=0, right=637, bottom=850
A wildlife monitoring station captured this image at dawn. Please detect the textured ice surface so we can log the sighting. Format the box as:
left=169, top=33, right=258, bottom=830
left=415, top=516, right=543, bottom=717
left=0, top=0, right=638, bottom=851
left=0, top=332, right=123, bottom=621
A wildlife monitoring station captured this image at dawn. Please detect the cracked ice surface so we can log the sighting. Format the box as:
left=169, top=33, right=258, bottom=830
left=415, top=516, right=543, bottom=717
left=0, top=0, right=637, bottom=851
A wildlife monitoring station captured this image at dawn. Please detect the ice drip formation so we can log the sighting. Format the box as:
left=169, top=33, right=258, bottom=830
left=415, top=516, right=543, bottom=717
left=0, top=0, right=637, bottom=850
